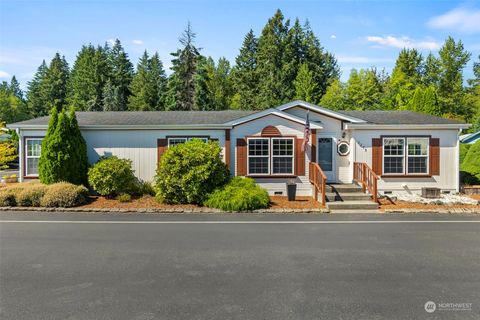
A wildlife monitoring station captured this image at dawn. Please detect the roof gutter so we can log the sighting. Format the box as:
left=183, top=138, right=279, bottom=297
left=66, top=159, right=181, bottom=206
left=8, top=124, right=234, bottom=130
left=345, top=123, right=471, bottom=130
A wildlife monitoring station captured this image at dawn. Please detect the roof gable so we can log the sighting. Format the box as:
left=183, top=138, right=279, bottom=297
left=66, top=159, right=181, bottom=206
left=276, top=100, right=366, bottom=123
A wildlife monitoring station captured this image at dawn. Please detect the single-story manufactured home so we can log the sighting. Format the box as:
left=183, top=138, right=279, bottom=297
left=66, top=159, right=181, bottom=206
left=8, top=100, right=469, bottom=207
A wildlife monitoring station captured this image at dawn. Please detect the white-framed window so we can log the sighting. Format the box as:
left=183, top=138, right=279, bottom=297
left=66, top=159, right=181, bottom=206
left=247, top=137, right=295, bottom=176
left=407, top=137, right=429, bottom=174
left=382, top=137, right=429, bottom=175
left=25, top=138, right=43, bottom=176
left=167, top=137, right=209, bottom=146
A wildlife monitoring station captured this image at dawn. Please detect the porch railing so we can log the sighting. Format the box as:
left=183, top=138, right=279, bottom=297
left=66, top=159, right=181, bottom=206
left=309, top=162, right=327, bottom=206
left=353, top=162, right=379, bottom=202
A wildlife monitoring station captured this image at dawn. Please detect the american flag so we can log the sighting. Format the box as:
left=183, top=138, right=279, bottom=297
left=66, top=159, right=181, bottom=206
left=302, top=111, right=310, bottom=152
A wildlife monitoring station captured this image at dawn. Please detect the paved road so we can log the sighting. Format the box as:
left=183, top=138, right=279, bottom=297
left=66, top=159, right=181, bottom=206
left=1, top=212, right=480, bottom=320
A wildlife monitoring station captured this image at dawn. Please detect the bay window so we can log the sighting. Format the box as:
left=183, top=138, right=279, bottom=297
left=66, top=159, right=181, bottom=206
left=383, top=137, right=429, bottom=175
left=25, top=138, right=43, bottom=176
left=247, top=137, right=295, bottom=175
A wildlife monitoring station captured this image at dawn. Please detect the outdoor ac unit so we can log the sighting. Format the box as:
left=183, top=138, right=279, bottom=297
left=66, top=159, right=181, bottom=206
left=421, top=187, right=441, bottom=199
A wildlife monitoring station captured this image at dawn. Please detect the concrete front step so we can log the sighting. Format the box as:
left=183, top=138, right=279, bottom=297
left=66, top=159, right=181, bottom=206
left=325, top=184, right=363, bottom=193
left=326, top=200, right=379, bottom=210
left=325, top=192, right=373, bottom=202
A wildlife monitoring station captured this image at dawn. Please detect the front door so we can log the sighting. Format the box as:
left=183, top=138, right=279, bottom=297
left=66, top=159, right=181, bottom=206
left=317, top=136, right=336, bottom=182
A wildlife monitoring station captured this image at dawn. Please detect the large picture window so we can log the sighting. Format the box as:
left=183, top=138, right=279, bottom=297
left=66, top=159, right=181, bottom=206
left=25, top=138, right=43, bottom=176
left=383, top=137, right=429, bottom=175
left=247, top=137, right=295, bottom=175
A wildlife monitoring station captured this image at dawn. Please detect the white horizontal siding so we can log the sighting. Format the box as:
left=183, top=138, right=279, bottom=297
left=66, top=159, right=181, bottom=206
left=351, top=128, right=460, bottom=193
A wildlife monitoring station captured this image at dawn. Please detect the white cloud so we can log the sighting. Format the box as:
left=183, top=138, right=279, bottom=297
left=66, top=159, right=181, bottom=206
left=366, top=35, right=440, bottom=50
left=427, top=7, right=480, bottom=34
left=330, top=34, right=337, bottom=39
left=0, top=70, right=11, bottom=78
left=132, top=39, right=144, bottom=45
left=337, top=55, right=394, bottom=64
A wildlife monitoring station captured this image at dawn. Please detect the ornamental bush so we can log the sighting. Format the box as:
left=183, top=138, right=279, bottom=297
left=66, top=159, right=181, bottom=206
left=39, top=107, right=88, bottom=185
left=40, top=182, right=89, bottom=207
left=88, top=156, right=137, bottom=197
left=204, top=177, right=270, bottom=211
left=461, top=140, right=480, bottom=185
left=154, top=139, right=230, bottom=204
left=17, top=184, right=48, bottom=207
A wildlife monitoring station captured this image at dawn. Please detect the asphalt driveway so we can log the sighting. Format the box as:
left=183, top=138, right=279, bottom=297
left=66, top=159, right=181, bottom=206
left=1, top=212, right=479, bottom=320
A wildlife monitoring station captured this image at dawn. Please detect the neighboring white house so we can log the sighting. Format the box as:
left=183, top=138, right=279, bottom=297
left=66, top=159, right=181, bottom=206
left=460, top=131, right=480, bottom=144
left=8, top=100, right=470, bottom=199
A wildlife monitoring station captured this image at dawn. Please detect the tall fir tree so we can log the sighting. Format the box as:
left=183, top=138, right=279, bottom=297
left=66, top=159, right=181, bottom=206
left=167, top=22, right=201, bottom=110
left=42, top=53, right=70, bottom=112
left=102, top=79, right=122, bottom=111
left=148, top=52, right=167, bottom=110
left=68, top=45, right=110, bottom=111
left=27, top=60, right=49, bottom=117
left=255, top=9, right=289, bottom=109
left=107, top=39, right=134, bottom=110
left=9, top=76, right=23, bottom=100
left=392, top=49, right=423, bottom=84
left=231, top=30, right=259, bottom=109
left=423, top=53, right=441, bottom=87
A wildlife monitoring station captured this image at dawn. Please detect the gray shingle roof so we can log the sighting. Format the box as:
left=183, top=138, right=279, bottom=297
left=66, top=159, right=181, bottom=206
left=9, top=110, right=257, bottom=127
left=337, top=110, right=465, bottom=125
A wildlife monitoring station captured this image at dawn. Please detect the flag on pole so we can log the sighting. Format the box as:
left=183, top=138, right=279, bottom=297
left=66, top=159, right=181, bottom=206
left=302, top=110, right=310, bottom=152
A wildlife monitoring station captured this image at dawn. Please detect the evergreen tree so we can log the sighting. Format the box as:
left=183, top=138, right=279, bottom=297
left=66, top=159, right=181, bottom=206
left=345, top=69, right=383, bottom=110
left=67, top=107, right=88, bottom=185
left=27, top=60, right=49, bottom=117
left=392, top=49, right=423, bottom=84
left=255, top=9, right=289, bottom=108
left=282, top=18, right=305, bottom=100
left=128, top=51, right=151, bottom=110
left=39, top=107, right=59, bottom=184
left=42, top=53, right=70, bottom=112
left=9, top=76, right=23, bottom=100
left=107, top=39, right=134, bottom=110
left=167, top=22, right=201, bottom=110
left=231, top=30, right=259, bottom=109
left=194, top=56, right=214, bottom=110
left=294, top=63, right=317, bottom=103
left=422, top=86, right=442, bottom=116
left=423, top=53, right=441, bottom=87
left=102, top=79, right=122, bottom=111
left=437, top=37, right=471, bottom=117
left=148, top=52, right=167, bottom=110
left=68, top=45, right=110, bottom=111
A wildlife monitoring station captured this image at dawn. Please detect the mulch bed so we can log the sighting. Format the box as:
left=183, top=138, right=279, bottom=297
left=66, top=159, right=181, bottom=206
left=80, top=195, right=323, bottom=210
left=378, top=197, right=480, bottom=211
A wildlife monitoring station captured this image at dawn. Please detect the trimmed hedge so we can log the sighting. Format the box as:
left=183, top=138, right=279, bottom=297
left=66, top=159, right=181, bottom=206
left=88, top=156, right=137, bottom=197
left=154, top=139, right=229, bottom=204
left=41, top=182, right=89, bottom=207
left=0, top=181, right=88, bottom=208
left=204, top=177, right=270, bottom=211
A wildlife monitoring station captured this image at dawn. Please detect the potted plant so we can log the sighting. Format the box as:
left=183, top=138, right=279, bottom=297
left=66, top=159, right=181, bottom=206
left=286, top=179, right=297, bottom=201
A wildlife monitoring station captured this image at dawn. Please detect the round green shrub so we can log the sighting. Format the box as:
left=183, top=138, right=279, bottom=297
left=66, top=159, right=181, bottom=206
left=17, top=184, right=48, bottom=207
left=204, top=177, right=270, bottom=211
left=41, top=182, right=89, bottom=207
left=154, top=139, right=229, bottom=204
left=461, top=140, right=480, bottom=185
left=116, top=193, right=132, bottom=202
left=88, top=156, right=137, bottom=197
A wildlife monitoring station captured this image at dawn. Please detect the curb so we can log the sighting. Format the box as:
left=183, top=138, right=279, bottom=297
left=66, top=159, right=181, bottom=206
left=383, top=208, right=480, bottom=214
left=0, top=206, right=330, bottom=214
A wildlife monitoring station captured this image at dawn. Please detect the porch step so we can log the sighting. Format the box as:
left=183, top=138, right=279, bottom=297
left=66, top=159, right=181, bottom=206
left=325, top=192, right=373, bottom=202
left=326, top=200, right=379, bottom=210
left=325, top=184, right=363, bottom=193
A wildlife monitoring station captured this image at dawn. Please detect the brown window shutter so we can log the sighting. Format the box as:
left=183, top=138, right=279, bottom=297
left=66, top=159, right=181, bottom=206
left=372, top=138, right=382, bottom=175
left=295, top=138, right=305, bottom=176
left=236, top=138, right=247, bottom=176
left=157, top=139, right=168, bottom=165
left=429, top=138, right=440, bottom=176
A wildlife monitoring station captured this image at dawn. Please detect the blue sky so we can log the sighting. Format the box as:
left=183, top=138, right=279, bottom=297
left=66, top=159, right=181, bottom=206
left=1, top=0, right=479, bottom=89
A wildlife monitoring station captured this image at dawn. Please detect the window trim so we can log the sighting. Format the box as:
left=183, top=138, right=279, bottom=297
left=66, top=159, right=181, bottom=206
left=24, top=137, right=43, bottom=177
left=167, top=136, right=210, bottom=146
left=381, top=136, right=430, bottom=177
left=246, top=136, right=295, bottom=177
